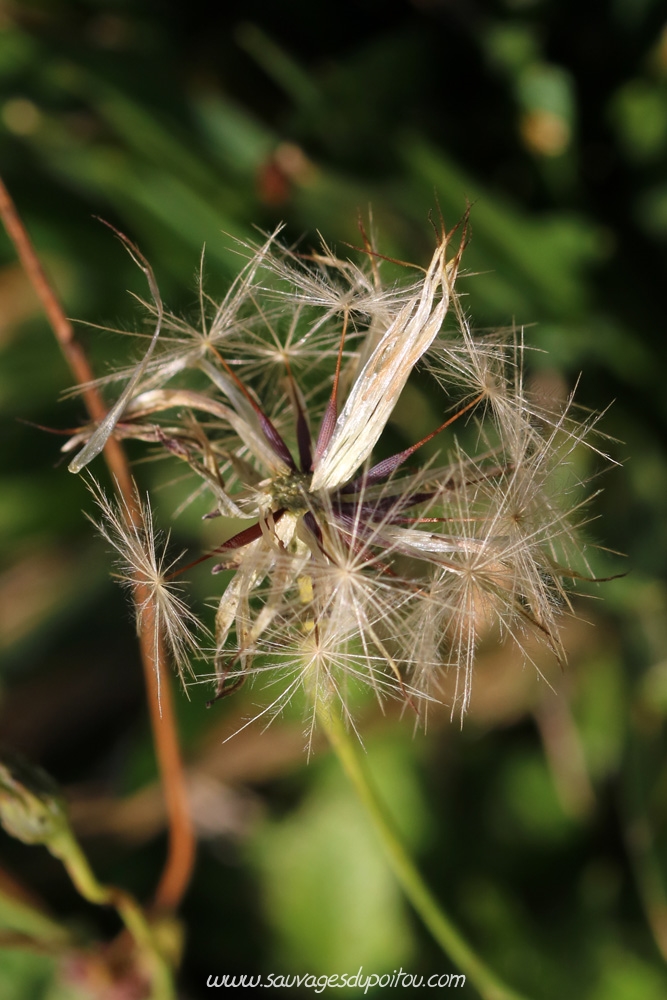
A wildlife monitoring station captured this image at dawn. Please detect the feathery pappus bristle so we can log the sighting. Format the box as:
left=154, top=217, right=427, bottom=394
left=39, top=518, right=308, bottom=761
left=86, top=481, right=206, bottom=688
left=68, top=220, right=611, bottom=746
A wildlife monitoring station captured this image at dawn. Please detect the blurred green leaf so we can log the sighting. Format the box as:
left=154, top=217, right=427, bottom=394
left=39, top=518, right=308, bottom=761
left=402, top=139, right=601, bottom=319
left=496, top=750, right=580, bottom=844
left=574, top=654, right=627, bottom=784
left=610, top=80, right=667, bottom=161
left=0, top=951, right=59, bottom=1000
left=249, top=735, right=427, bottom=972
left=588, top=944, right=667, bottom=1000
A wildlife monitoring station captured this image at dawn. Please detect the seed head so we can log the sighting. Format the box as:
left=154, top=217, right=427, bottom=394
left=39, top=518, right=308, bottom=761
left=68, top=220, right=610, bottom=743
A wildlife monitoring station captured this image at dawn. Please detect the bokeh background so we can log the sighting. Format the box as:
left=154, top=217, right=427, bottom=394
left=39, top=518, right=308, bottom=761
left=1, top=1, right=667, bottom=997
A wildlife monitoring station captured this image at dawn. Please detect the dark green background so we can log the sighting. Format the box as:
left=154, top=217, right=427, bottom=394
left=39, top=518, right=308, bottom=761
left=1, top=1, right=667, bottom=997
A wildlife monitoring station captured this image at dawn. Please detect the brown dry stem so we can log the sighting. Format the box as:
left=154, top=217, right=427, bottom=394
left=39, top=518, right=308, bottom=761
left=0, top=175, right=195, bottom=912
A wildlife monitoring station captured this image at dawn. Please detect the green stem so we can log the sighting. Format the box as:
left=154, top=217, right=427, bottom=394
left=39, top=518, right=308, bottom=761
left=318, top=705, right=531, bottom=1000
left=48, top=828, right=175, bottom=1000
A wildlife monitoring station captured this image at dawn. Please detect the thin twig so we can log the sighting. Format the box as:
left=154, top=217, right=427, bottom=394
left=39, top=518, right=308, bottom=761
left=139, top=606, right=196, bottom=910
left=0, top=175, right=195, bottom=912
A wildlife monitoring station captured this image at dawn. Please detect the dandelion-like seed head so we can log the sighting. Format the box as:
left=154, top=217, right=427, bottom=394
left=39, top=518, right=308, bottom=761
left=69, top=218, right=611, bottom=745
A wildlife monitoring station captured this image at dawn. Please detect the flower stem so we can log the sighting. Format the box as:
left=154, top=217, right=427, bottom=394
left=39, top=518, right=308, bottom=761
left=318, top=706, right=530, bottom=1000
left=0, top=176, right=195, bottom=913
left=48, top=825, right=176, bottom=999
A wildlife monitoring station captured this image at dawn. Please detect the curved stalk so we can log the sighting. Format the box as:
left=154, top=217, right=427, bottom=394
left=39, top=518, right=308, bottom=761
left=0, top=176, right=195, bottom=913
left=48, top=824, right=175, bottom=999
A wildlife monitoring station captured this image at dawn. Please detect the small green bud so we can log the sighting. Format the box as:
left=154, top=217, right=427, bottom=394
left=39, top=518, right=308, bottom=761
left=0, top=751, right=68, bottom=846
